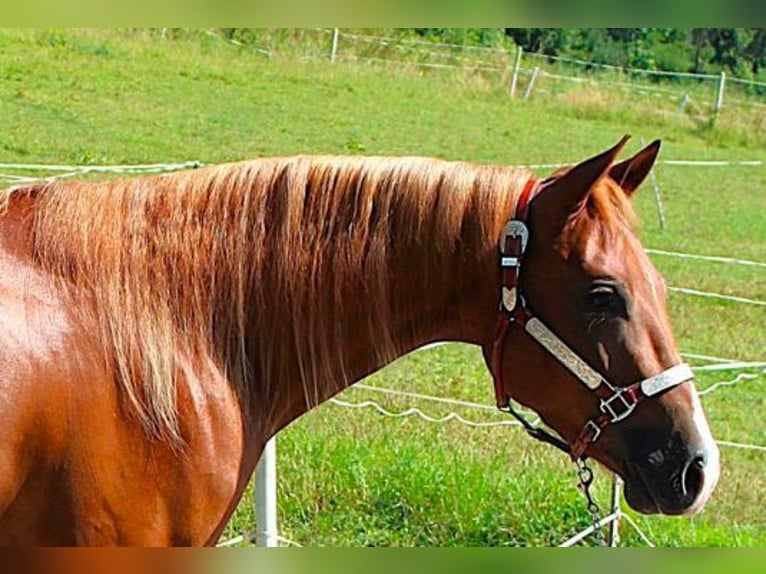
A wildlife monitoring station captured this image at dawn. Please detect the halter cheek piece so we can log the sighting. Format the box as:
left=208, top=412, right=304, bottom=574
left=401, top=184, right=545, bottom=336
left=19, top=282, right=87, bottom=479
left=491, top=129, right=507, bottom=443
left=491, top=177, right=694, bottom=461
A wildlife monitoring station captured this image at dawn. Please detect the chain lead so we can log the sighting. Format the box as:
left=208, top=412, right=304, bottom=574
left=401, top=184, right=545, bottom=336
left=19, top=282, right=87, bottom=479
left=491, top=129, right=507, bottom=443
left=575, top=458, right=607, bottom=546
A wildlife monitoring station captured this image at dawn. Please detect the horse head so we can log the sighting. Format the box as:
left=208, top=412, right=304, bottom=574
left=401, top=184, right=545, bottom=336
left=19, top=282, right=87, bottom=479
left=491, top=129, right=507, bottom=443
left=489, top=137, right=719, bottom=515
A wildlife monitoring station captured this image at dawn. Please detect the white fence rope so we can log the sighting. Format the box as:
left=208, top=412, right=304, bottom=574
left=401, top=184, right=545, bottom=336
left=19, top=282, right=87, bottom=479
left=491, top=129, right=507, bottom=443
left=0, top=161, right=205, bottom=185
left=334, top=366, right=766, bottom=452
left=0, top=161, right=203, bottom=172
left=340, top=55, right=504, bottom=74
left=354, top=382, right=501, bottom=412
left=646, top=248, right=766, bottom=269
left=619, top=514, right=657, bottom=547
left=337, top=30, right=516, bottom=55
left=535, top=68, right=691, bottom=100
left=718, top=440, right=766, bottom=453
left=682, top=351, right=745, bottom=364
left=661, top=159, right=763, bottom=167
left=328, top=397, right=525, bottom=428
left=667, top=286, right=766, bottom=307
left=512, top=158, right=764, bottom=171
left=698, top=367, right=766, bottom=396
left=329, top=29, right=765, bottom=118
left=727, top=76, right=766, bottom=89
left=340, top=39, right=513, bottom=69
left=558, top=511, right=622, bottom=547
left=6, top=171, right=89, bottom=185
left=202, top=29, right=273, bottom=57
left=333, top=30, right=763, bottom=91
left=522, top=49, right=719, bottom=81
left=694, top=362, right=766, bottom=372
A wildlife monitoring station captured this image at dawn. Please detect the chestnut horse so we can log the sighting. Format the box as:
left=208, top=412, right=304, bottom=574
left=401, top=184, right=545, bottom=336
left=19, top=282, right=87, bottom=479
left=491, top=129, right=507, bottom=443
left=0, top=137, right=718, bottom=545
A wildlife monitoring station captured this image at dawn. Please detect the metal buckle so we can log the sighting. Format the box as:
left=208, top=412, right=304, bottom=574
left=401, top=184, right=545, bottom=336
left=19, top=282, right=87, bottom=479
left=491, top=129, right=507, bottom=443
left=500, top=220, right=529, bottom=254
left=599, top=390, right=637, bottom=423
left=584, top=419, right=602, bottom=443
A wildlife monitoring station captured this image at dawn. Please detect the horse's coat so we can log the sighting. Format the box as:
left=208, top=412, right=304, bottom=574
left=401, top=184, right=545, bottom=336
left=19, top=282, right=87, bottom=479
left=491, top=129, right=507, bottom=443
left=0, top=139, right=719, bottom=545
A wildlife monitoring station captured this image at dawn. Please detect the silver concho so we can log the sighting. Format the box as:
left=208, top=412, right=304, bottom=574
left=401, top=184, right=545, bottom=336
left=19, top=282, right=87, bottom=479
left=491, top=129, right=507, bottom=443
left=500, top=220, right=529, bottom=254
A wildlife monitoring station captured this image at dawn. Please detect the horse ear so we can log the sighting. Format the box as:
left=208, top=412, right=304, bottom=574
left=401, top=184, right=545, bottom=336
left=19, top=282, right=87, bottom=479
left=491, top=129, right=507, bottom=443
left=608, top=139, right=661, bottom=197
left=536, top=135, right=630, bottom=224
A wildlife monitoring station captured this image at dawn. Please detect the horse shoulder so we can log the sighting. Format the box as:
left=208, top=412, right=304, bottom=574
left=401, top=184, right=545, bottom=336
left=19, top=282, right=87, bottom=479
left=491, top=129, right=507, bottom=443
left=0, top=254, right=254, bottom=545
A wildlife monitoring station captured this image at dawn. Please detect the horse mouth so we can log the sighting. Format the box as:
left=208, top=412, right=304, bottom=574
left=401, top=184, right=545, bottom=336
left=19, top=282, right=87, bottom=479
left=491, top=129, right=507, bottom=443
left=623, top=466, right=661, bottom=514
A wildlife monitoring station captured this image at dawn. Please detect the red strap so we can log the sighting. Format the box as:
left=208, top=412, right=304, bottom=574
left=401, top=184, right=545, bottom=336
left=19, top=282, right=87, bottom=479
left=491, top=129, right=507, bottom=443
left=500, top=234, right=522, bottom=302
left=499, top=177, right=539, bottom=311
left=571, top=383, right=645, bottom=460
left=516, top=176, right=538, bottom=221
left=571, top=424, right=600, bottom=461
left=492, top=316, right=512, bottom=407
left=492, top=307, right=534, bottom=408
left=492, top=177, right=539, bottom=407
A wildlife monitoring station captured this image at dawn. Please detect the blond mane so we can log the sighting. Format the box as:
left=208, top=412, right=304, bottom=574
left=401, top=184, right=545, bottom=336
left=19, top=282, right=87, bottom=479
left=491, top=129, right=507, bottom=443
left=4, top=157, right=532, bottom=441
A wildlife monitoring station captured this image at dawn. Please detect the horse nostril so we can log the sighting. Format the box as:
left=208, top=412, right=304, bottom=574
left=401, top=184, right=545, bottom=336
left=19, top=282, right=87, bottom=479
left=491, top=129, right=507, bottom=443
left=681, top=454, right=706, bottom=498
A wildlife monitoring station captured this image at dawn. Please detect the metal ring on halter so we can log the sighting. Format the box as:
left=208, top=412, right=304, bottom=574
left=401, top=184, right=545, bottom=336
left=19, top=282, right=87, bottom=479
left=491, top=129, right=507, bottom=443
left=598, top=389, right=637, bottom=423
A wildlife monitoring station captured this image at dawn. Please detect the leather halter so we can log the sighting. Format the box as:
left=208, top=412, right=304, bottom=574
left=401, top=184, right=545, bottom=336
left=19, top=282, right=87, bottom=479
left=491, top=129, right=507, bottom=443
left=491, top=177, right=694, bottom=461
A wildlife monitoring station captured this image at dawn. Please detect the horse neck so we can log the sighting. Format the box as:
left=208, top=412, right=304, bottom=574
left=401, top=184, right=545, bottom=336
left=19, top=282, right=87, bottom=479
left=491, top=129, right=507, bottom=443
left=259, top=159, right=526, bottom=435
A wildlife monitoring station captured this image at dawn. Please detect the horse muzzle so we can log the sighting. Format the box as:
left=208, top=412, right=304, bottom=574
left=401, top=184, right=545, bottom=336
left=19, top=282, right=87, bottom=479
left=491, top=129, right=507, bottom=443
left=623, top=438, right=720, bottom=516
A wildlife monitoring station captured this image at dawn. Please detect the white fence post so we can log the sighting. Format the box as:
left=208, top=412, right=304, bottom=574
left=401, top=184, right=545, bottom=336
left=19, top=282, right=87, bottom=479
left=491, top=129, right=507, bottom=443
left=509, top=46, right=523, bottom=98
left=330, top=28, right=339, bottom=63
left=523, top=66, right=540, bottom=100
left=713, top=71, right=726, bottom=123
left=675, top=93, right=690, bottom=120
left=648, top=166, right=665, bottom=231
left=255, top=436, right=278, bottom=547
left=608, top=476, right=622, bottom=547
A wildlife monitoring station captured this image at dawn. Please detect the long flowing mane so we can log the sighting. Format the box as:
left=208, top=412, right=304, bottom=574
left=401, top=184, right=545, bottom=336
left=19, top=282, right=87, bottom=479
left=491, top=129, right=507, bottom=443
left=3, top=157, right=534, bottom=441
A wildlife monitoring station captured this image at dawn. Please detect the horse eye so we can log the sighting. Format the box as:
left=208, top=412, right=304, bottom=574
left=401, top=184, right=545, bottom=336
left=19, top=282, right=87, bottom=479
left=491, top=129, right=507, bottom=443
left=583, top=283, right=625, bottom=316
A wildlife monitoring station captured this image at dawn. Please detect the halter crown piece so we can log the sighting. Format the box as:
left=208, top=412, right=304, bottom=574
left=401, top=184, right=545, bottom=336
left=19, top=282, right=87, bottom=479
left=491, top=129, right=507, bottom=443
left=491, top=177, right=694, bottom=461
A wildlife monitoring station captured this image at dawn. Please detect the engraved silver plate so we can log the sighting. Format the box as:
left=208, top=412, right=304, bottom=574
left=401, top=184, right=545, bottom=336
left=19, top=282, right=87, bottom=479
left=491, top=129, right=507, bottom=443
left=502, top=286, right=517, bottom=312
left=640, top=363, right=693, bottom=396
left=525, top=318, right=603, bottom=389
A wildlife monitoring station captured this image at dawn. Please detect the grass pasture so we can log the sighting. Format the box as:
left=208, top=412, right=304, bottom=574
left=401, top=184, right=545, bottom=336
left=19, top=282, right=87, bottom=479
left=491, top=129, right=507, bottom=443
left=1, top=29, right=764, bottom=547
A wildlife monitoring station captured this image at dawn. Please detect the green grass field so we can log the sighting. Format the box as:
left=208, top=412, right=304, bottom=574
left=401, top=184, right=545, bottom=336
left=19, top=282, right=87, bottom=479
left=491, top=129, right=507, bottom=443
left=1, top=29, right=764, bottom=547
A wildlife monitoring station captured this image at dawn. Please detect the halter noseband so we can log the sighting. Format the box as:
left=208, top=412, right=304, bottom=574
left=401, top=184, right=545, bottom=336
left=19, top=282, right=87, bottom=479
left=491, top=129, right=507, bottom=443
left=491, top=177, right=693, bottom=461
